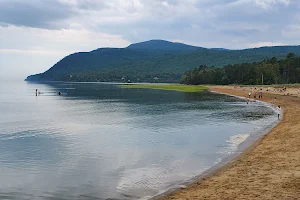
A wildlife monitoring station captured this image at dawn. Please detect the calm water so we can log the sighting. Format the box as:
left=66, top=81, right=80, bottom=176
left=0, top=81, right=277, bottom=200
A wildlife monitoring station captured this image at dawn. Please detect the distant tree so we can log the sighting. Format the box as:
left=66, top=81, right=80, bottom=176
left=287, top=52, right=295, bottom=59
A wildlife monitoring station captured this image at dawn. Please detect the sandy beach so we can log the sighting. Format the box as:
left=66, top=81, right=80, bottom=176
left=157, top=85, right=300, bottom=200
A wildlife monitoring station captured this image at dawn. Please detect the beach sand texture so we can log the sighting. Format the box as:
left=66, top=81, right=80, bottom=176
left=158, top=86, right=300, bottom=200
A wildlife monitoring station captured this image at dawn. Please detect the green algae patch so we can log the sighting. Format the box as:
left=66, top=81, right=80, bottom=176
left=119, top=84, right=207, bottom=93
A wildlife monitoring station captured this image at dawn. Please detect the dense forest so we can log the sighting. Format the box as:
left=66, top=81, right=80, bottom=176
left=25, top=40, right=300, bottom=83
left=181, top=53, right=300, bottom=85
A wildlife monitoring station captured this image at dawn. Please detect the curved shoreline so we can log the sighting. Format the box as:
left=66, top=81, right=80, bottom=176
left=154, top=86, right=300, bottom=200
left=150, top=88, right=280, bottom=200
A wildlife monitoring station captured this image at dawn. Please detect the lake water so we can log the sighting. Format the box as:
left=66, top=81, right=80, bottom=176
left=0, top=81, right=277, bottom=200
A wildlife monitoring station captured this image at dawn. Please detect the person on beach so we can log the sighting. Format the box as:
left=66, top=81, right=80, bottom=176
left=260, top=88, right=263, bottom=98
left=248, top=92, right=251, bottom=98
left=36, top=89, right=38, bottom=96
left=277, top=105, right=281, bottom=120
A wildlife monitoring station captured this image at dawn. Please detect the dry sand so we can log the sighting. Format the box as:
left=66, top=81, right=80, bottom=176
left=157, top=86, right=300, bottom=200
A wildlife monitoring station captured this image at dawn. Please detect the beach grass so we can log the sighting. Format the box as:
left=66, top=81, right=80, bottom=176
left=119, top=84, right=207, bottom=92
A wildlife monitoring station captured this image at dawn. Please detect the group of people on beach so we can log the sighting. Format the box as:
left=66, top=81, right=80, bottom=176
left=236, top=85, right=300, bottom=97
left=246, top=88, right=263, bottom=104
left=243, top=87, right=281, bottom=120
left=250, top=87, right=263, bottom=98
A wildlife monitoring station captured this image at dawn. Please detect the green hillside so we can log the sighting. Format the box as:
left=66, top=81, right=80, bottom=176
left=25, top=40, right=300, bottom=83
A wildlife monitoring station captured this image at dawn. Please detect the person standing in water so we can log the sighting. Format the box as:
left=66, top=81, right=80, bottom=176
left=277, top=105, right=281, bottom=120
left=36, top=89, right=38, bottom=96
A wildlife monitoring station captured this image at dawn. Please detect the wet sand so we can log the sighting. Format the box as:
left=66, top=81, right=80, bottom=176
left=157, top=86, right=300, bottom=200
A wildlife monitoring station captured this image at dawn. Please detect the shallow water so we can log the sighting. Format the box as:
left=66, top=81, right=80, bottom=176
left=0, top=81, right=277, bottom=200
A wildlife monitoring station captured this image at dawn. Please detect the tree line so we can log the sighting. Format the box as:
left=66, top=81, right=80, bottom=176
left=180, top=53, right=300, bottom=85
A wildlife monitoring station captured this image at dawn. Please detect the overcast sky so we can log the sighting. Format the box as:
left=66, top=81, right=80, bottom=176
left=0, top=0, right=299, bottom=80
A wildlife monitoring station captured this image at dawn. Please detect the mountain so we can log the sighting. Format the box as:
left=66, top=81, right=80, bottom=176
left=126, top=40, right=202, bottom=51
left=25, top=40, right=300, bottom=83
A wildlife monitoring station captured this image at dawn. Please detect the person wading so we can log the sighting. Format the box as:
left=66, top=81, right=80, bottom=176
left=277, top=105, right=281, bottom=120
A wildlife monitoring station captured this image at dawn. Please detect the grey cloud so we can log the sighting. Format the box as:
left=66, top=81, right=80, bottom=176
left=0, top=0, right=110, bottom=29
left=208, top=0, right=300, bottom=38
left=221, top=28, right=260, bottom=37
left=0, top=0, right=76, bottom=29
left=0, top=0, right=300, bottom=48
left=196, top=0, right=240, bottom=8
left=76, top=0, right=109, bottom=11
left=131, top=0, right=300, bottom=48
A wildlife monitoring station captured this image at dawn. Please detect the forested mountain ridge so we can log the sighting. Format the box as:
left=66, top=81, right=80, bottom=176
left=25, top=40, right=300, bottom=83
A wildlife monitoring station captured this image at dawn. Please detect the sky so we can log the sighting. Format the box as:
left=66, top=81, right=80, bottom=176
left=0, top=0, right=300, bottom=80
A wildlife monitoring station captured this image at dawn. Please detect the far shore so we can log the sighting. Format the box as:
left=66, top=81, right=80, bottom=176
left=155, top=85, right=300, bottom=200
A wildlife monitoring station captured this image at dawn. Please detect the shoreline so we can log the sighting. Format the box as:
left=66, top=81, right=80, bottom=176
left=155, top=86, right=300, bottom=200
left=151, top=88, right=280, bottom=200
